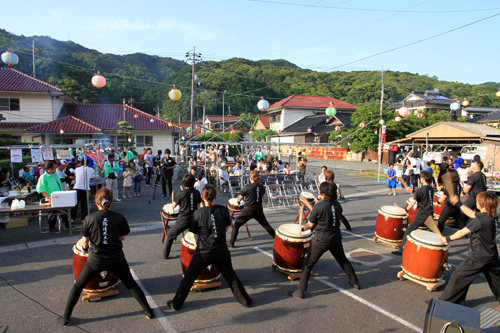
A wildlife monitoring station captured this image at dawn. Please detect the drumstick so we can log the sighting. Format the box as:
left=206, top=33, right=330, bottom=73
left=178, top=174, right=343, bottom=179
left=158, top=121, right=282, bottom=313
left=298, top=206, right=304, bottom=235
left=393, top=202, right=402, bottom=209
left=441, top=172, right=455, bottom=198
left=172, top=189, right=174, bottom=204
left=299, top=196, right=314, bottom=211
left=423, top=215, right=444, bottom=239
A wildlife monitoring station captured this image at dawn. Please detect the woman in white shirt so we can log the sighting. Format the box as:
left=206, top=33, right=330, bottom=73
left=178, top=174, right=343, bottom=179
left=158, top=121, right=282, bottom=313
left=71, top=159, right=95, bottom=222
left=194, top=170, right=208, bottom=194
left=258, top=160, right=267, bottom=171
left=218, top=163, right=230, bottom=186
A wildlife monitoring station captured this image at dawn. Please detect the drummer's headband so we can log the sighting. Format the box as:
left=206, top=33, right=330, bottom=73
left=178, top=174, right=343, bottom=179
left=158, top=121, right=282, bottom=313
left=101, top=198, right=110, bottom=206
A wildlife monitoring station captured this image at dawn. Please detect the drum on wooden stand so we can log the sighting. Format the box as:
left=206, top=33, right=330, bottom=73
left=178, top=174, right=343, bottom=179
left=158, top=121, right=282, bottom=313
left=72, top=244, right=119, bottom=294
left=228, top=198, right=244, bottom=211
left=398, top=230, right=451, bottom=291
left=405, top=198, right=418, bottom=224
left=299, top=192, right=315, bottom=205
left=272, top=223, right=313, bottom=273
left=163, top=203, right=180, bottom=220
left=374, top=206, right=408, bottom=246
left=433, top=191, right=444, bottom=219
left=180, top=232, right=220, bottom=284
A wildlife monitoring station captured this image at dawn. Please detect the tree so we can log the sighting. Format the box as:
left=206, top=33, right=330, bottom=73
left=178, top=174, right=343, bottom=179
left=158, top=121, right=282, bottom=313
left=251, top=129, right=277, bottom=142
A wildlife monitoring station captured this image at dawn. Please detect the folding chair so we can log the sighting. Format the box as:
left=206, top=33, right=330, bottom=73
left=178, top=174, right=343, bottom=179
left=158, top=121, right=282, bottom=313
left=266, top=184, right=285, bottom=209
left=282, top=183, right=299, bottom=207
left=229, top=179, right=242, bottom=198
left=39, top=197, right=61, bottom=233
left=267, top=177, right=277, bottom=184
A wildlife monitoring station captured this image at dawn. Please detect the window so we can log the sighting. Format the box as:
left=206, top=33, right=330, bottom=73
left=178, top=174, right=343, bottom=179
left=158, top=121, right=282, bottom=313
left=0, top=98, right=20, bottom=111
left=136, top=135, right=153, bottom=147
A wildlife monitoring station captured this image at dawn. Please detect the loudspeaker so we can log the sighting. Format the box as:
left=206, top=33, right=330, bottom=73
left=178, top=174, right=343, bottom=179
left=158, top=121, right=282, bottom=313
left=424, top=299, right=481, bottom=333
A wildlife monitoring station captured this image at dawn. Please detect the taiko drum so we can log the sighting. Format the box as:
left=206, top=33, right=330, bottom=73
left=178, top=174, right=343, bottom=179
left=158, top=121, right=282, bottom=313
left=433, top=191, right=445, bottom=218
left=180, top=232, right=220, bottom=283
left=273, top=223, right=313, bottom=273
left=405, top=198, right=418, bottom=225
left=375, top=206, right=408, bottom=243
left=72, top=244, right=119, bottom=293
left=402, top=230, right=449, bottom=282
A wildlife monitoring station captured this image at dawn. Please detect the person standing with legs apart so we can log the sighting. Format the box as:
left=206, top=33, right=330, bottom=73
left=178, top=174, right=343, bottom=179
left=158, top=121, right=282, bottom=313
left=392, top=170, right=434, bottom=255
left=288, top=182, right=360, bottom=300
left=160, top=149, right=176, bottom=200
left=56, top=188, right=153, bottom=327
left=104, top=154, right=121, bottom=202
left=228, top=171, right=275, bottom=248
left=436, top=169, right=463, bottom=232
left=166, top=185, right=252, bottom=311
left=435, top=191, right=500, bottom=305
left=162, top=174, right=201, bottom=259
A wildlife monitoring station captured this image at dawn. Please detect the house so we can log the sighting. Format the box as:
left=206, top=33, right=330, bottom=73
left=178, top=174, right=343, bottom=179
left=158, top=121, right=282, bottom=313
left=0, top=68, right=181, bottom=152
left=267, top=95, right=357, bottom=132
left=466, top=108, right=500, bottom=126
left=463, top=106, right=500, bottom=120
left=388, top=89, right=455, bottom=114
left=255, top=114, right=270, bottom=130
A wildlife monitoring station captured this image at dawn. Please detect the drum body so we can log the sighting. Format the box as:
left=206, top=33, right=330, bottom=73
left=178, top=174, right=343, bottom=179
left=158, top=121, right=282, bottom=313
left=433, top=192, right=444, bottom=218
left=402, top=230, right=449, bottom=282
left=375, top=206, right=408, bottom=242
left=405, top=198, right=418, bottom=225
left=300, top=192, right=315, bottom=205
left=163, top=203, right=179, bottom=219
left=72, top=245, right=119, bottom=293
left=273, top=224, right=313, bottom=273
left=180, top=232, right=220, bottom=283
left=228, top=198, right=244, bottom=211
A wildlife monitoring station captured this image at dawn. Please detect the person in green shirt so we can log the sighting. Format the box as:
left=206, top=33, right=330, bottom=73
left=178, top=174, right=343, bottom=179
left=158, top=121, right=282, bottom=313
left=119, top=146, right=135, bottom=165
left=36, top=161, right=70, bottom=233
left=254, top=147, right=265, bottom=162
left=104, top=154, right=121, bottom=202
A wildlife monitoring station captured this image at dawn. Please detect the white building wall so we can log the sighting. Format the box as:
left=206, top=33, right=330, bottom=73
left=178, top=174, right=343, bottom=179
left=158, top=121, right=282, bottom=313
left=271, top=135, right=294, bottom=143
left=0, top=92, right=54, bottom=123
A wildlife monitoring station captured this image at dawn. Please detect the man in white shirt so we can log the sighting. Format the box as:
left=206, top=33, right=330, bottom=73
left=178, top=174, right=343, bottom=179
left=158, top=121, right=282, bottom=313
left=56, top=160, right=69, bottom=188
left=144, top=148, right=154, bottom=186
left=70, top=159, right=95, bottom=222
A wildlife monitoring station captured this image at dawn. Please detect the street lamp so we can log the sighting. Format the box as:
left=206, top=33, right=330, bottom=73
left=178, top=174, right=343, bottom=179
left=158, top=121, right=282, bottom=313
left=222, top=90, right=227, bottom=131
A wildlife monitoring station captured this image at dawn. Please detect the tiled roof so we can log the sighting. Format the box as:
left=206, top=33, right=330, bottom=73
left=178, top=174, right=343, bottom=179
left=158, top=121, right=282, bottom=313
left=389, top=90, right=455, bottom=109
left=268, top=95, right=357, bottom=110
left=258, top=114, right=270, bottom=128
left=0, top=68, right=63, bottom=92
left=283, top=114, right=347, bottom=134
left=0, top=123, right=43, bottom=130
left=205, top=115, right=239, bottom=122
left=467, top=110, right=500, bottom=123
left=25, top=116, right=102, bottom=133
left=464, top=106, right=500, bottom=113
left=407, top=121, right=500, bottom=138
left=58, top=104, right=182, bottom=131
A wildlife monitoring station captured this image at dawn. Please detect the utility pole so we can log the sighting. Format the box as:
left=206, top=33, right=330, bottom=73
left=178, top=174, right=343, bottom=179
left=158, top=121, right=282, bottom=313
left=156, top=103, right=160, bottom=117
left=377, top=68, right=388, bottom=182
left=202, top=106, right=206, bottom=134
left=123, top=98, right=127, bottom=122
left=228, top=105, right=231, bottom=116
left=222, top=90, right=227, bottom=131
left=186, top=47, right=202, bottom=138
left=32, top=41, right=36, bottom=78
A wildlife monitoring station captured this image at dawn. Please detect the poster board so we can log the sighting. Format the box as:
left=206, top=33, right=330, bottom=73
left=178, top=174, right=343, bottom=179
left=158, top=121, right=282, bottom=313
left=10, top=149, right=22, bottom=163
left=56, top=150, right=72, bottom=160
left=42, top=149, right=54, bottom=160
left=31, top=149, right=43, bottom=163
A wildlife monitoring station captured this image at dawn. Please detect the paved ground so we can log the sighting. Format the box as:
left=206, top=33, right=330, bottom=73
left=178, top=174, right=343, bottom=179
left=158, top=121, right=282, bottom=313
left=0, top=159, right=498, bottom=333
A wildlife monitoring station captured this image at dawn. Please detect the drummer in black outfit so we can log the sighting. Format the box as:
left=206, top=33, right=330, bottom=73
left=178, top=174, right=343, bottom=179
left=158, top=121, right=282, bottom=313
left=57, top=188, right=153, bottom=327
left=162, top=173, right=202, bottom=259
left=437, top=169, right=463, bottom=232
left=160, top=149, right=176, bottom=200
left=288, top=182, right=359, bottom=300
left=228, top=170, right=275, bottom=248
left=436, top=191, right=500, bottom=305
left=166, top=185, right=253, bottom=310
left=392, top=170, right=434, bottom=255
left=324, top=170, right=351, bottom=231
left=461, top=161, right=487, bottom=225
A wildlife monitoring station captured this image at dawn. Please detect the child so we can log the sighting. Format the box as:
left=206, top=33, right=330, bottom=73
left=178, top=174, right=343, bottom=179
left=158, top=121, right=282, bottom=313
left=392, top=170, right=434, bottom=255
left=122, top=166, right=133, bottom=198
left=387, top=164, right=396, bottom=196
left=194, top=170, right=207, bottom=194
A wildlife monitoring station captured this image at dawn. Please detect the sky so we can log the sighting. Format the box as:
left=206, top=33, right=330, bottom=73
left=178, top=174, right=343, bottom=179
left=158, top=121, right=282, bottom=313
left=1, top=0, right=500, bottom=85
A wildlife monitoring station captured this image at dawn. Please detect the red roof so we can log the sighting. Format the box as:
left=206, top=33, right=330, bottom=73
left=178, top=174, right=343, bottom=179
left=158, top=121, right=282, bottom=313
left=0, top=68, right=63, bottom=92
left=25, top=116, right=102, bottom=133
left=58, top=104, right=182, bottom=131
left=258, top=114, right=270, bottom=128
left=205, top=115, right=238, bottom=122
left=268, top=95, right=357, bottom=110
left=0, top=123, right=43, bottom=130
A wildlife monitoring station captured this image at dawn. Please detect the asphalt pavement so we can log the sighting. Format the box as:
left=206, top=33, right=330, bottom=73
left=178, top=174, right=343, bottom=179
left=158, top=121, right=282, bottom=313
left=0, top=158, right=498, bottom=333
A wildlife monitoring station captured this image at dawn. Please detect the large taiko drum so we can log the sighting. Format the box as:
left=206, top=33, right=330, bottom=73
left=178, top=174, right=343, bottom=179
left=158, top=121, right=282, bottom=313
left=273, top=223, right=313, bottom=273
left=300, top=191, right=315, bottom=205
left=163, top=203, right=180, bottom=219
left=405, top=198, right=418, bottom=224
left=375, top=206, right=408, bottom=243
left=180, top=232, right=220, bottom=283
left=72, top=244, right=119, bottom=293
left=402, top=230, right=449, bottom=283
left=228, top=198, right=244, bottom=211
left=433, top=191, right=444, bottom=219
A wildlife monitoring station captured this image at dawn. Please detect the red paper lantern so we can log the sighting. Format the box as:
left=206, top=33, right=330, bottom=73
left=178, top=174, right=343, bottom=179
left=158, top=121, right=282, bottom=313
left=418, top=113, right=424, bottom=119
left=399, top=107, right=410, bottom=118
left=91, top=73, right=106, bottom=89
left=307, top=128, right=312, bottom=133
left=231, top=129, right=235, bottom=135
left=278, top=129, right=281, bottom=134
left=335, top=125, right=340, bottom=131
left=134, top=114, right=138, bottom=119
left=395, top=116, right=401, bottom=122
left=359, top=121, right=365, bottom=128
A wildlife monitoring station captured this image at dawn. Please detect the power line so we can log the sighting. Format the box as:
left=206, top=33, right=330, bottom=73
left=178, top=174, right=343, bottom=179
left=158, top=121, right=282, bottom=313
left=249, top=0, right=500, bottom=13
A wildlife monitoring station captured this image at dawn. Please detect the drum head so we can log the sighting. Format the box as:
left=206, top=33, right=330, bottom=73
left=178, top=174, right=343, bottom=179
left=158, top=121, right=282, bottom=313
left=228, top=198, right=244, bottom=206
left=380, top=205, right=406, bottom=216
left=410, top=230, right=444, bottom=246
left=301, top=192, right=314, bottom=199
left=435, top=191, right=444, bottom=197
left=163, top=203, right=179, bottom=214
left=278, top=223, right=311, bottom=238
left=184, top=232, right=196, bottom=247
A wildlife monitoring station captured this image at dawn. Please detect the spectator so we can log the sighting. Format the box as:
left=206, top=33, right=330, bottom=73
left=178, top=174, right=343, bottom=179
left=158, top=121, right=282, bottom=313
left=129, top=160, right=142, bottom=197
left=104, top=154, right=121, bottom=202
left=255, top=147, right=265, bottom=162
left=71, top=158, right=94, bottom=222
left=119, top=146, right=135, bottom=165
left=448, top=154, right=455, bottom=169
left=140, top=148, right=147, bottom=176
left=144, top=148, right=154, bottom=186
left=194, top=170, right=207, bottom=194
left=22, top=166, right=36, bottom=183
left=454, top=153, right=464, bottom=170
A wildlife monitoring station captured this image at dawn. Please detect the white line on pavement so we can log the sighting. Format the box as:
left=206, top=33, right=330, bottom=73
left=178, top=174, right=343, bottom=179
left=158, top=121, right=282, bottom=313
left=130, top=268, right=176, bottom=333
left=253, top=247, right=422, bottom=333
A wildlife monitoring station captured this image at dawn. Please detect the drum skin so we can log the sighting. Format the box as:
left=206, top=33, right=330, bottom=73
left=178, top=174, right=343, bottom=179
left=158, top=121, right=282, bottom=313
left=402, top=236, right=448, bottom=282
left=180, top=237, right=220, bottom=283
left=272, top=229, right=313, bottom=273
left=72, top=246, right=119, bottom=293
left=375, top=211, right=406, bottom=242
left=433, top=193, right=444, bottom=218
left=406, top=199, right=418, bottom=225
